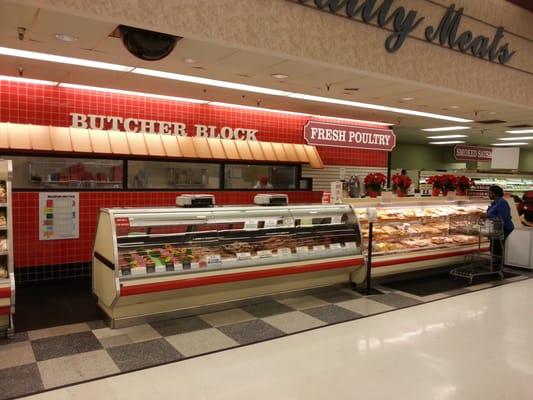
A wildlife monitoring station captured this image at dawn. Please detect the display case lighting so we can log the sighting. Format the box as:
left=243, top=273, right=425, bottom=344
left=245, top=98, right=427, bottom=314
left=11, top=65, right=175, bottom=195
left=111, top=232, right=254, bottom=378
left=0, top=75, right=58, bottom=86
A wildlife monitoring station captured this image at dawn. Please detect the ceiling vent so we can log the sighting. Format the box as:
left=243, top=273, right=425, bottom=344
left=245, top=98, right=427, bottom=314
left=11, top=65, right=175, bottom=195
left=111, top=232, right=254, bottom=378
left=475, top=119, right=507, bottom=124
left=116, top=25, right=181, bottom=61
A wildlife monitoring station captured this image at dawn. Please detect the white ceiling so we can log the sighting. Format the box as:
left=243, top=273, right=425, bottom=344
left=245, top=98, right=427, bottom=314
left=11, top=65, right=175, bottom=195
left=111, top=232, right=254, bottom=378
left=0, top=1, right=533, bottom=149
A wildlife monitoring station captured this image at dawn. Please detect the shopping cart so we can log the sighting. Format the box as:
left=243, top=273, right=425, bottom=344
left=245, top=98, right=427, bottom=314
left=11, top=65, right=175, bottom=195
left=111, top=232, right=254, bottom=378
left=450, top=217, right=505, bottom=284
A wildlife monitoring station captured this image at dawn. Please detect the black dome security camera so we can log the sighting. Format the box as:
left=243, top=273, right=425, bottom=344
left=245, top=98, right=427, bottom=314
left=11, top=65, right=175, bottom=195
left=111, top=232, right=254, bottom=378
left=118, top=25, right=180, bottom=61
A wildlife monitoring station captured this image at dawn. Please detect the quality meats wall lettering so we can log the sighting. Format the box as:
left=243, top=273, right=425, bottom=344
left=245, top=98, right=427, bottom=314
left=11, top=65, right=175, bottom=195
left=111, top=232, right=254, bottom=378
left=303, top=121, right=395, bottom=151
left=292, top=1, right=516, bottom=65
left=70, top=113, right=258, bottom=141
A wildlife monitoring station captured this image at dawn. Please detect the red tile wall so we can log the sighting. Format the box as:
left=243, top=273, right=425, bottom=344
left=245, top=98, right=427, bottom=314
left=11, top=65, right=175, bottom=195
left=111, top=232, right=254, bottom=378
left=0, top=81, right=388, bottom=167
left=1, top=81, right=386, bottom=268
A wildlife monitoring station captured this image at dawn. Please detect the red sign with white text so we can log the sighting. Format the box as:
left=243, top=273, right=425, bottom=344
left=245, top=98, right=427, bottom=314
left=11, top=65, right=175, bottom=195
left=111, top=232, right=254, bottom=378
left=303, top=121, right=395, bottom=151
left=453, top=145, right=493, bottom=161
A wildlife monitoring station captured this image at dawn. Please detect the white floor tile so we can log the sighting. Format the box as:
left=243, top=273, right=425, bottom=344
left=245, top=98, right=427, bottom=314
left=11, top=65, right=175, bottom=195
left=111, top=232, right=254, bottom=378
left=166, top=328, right=238, bottom=357
left=336, top=297, right=395, bottom=316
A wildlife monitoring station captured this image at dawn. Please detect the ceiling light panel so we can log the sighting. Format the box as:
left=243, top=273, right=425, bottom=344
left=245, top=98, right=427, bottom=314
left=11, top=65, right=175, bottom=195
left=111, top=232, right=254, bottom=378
left=58, top=83, right=208, bottom=103
left=421, top=126, right=471, bottom=132
left=428, top=141, right=466, bottom=145
left=492, top=142, right=528, bottom=146
left=497, top=136, right=533, bottom=141
left=0, top=46, right=133, bottom=72
left=505, top=129, right=533, bottom=134
left=0, top=75, right=58, bottom=86
left=426, top=135, right=468, bottom=139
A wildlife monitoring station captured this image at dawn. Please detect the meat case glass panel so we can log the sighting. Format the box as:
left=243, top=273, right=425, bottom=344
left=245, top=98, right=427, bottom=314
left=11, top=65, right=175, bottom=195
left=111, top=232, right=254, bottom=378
left=352, top=201, right=489, bottom=256
left=113, top=205, right=362, bottom=279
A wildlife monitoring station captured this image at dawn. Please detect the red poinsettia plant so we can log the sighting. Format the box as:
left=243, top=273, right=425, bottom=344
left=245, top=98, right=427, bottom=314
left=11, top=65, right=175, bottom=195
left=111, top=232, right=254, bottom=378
left=440, top=174, right=459, bottom=191
left=391, top=173, right=412, bottom=193
left=364, top=172, right=387, bottom=193
left=457, top=176, right=474, bottom=191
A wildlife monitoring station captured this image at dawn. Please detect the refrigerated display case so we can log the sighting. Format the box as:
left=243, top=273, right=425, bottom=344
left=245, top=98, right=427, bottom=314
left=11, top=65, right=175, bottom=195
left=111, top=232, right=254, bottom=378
left=344, top=197, right=489, bottom=277
left=92, top=204, right=365, bottom=327
left=0, top=160, right=14, bottom=336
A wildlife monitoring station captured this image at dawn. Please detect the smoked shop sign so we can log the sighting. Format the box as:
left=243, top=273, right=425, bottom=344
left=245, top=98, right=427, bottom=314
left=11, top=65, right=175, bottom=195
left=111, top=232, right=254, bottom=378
left=293, top=1, right=516, bottom=65
left=453, top=145, right=492, bottom=162
left=303, top=121, right=395, bottom=151
left=70, top=113, right=258, bottom=141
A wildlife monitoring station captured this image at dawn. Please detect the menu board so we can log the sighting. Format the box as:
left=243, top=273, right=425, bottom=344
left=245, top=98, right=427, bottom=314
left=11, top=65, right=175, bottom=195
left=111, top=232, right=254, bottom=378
left=39, top=192, right=79, bottom=240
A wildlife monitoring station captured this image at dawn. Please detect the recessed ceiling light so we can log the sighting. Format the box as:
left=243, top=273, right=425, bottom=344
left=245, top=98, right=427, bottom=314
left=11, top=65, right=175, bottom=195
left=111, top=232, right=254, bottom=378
left=271, top=73, right=289, bottom=79
left=426, top=134, right=468, bottom=139
left=401, top=97, right=414, bottom=101
left=422, top=126, right=471, bottom=132
left=183, top=57, right=197, bottom=64
left=497, top=136, right=533, bottom=141
left=55, top=33, right=78, bottom=42
left=429, top=140, right=465, bottom=145
left=505, top=129, right=533, bottom=134
left=492, top=142, right=528, bottom=146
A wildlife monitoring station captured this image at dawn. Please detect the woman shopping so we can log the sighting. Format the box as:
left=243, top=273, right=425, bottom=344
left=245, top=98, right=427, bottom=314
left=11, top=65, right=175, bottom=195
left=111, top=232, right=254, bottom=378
left=486, top=185, right=514, bottom=262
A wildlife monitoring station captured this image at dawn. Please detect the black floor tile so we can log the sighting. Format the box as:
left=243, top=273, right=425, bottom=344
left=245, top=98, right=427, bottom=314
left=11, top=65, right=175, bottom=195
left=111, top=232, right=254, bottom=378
left=303, top=304, right=362, bottom=324
left=107, top=339, right=183, bottom=372
left=150, top=316, right=211, bottom=337
left=32, top=331, right=102, bottom=361
left=87, top=320, right=107, bottom=330
left=241, top=300, right=294, bottom=318
left=313, top=289, right=361, bottom=303
left=0, top=363, right=44, bottom=400
left=14, top=278, right=103, bottom=332
left=218, top=319, right=285, bottom=345
left=369, top=293, right=423, bottom=308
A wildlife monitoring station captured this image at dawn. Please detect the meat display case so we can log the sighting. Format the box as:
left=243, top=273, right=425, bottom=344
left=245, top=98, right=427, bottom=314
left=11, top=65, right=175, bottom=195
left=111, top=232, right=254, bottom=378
left=92, top=204, right=365, bottom=327
left=344, top=197, right=489, bottom=277
left=0, top=160, right=14, bottom=337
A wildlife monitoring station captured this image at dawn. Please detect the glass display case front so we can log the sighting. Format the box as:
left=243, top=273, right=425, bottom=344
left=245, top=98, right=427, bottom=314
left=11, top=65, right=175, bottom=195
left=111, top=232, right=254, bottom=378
left=353, top=202, right=488, bottom=257
left=107, top=205, right=362, bottom=278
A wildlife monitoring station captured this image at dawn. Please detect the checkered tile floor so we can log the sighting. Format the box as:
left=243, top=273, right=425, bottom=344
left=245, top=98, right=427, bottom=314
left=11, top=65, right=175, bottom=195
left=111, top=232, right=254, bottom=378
left=0, top=272, right=531, bottom=400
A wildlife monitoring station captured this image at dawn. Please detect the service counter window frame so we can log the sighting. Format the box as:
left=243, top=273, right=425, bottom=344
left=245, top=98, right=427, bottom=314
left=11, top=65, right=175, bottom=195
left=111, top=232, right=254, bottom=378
left=223, top=164, right=300, bottom=190
left=5, top=155, right=124, bottom=190
left=127, top=160, right=221, bottom=190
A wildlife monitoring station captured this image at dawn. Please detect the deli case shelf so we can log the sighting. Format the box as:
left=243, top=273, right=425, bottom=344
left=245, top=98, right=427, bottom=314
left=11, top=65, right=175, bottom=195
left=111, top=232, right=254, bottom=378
left=0, top=160, right=14, bottom=337
left=93, top=204, right=365, bottom=327
left=344, top=197, right=489, bottom=277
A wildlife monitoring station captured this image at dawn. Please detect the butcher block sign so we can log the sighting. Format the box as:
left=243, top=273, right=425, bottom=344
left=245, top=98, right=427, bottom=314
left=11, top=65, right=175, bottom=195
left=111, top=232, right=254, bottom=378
left=303, top=121, right=395, bottom=151
left=453, top=145, right=493, bottom=161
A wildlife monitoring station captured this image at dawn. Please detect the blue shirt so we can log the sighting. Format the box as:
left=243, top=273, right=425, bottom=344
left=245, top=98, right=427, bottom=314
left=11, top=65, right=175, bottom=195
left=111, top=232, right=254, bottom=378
left=487, top=197, right=514, bottom=232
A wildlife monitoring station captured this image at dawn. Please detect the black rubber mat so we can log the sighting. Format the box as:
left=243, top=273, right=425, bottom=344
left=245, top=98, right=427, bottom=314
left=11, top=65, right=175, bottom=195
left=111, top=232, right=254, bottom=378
left=13, top=279, right=104, bottom=331
left=383, top=271, right=518, bottom=297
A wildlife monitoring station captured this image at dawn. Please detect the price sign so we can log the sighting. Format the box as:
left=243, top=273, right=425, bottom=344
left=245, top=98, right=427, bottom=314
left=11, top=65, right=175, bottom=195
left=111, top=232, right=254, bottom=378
left=296, top=246, right=309, bottom=254
left=344, top=241, right=357, bottom=249
left=236, top=252, right=252, bottom=260
left=257, top=250, right=273, bottom=258
left=244, top=220, right=257, bottom=229
left=313, top=245, right=326, bottom=252
left=207, top=254, right=222, bottom=265
left=282, top=217, right=295, bottom=227
left=277, top=247, right=292, bottom=257
left=329, top=243, right=342, bottom=250
left=331, top=215, right=342, bottom=224
left=264, top=219, right=278, bottom=229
